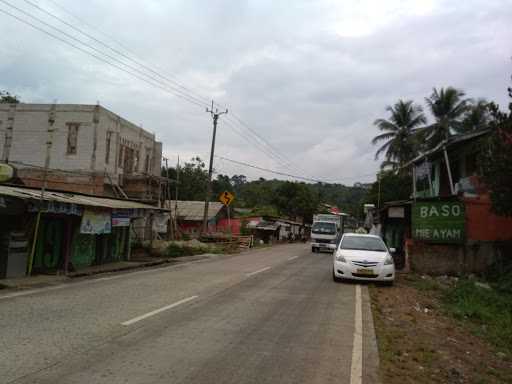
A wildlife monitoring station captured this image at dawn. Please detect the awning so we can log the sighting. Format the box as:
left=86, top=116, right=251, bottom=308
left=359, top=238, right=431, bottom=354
left=0, top=185, right=165, bottom=210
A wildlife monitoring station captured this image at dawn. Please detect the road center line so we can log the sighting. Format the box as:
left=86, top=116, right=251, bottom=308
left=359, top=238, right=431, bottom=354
left=287, top=256, right=298, bottom=261
left=350, top=285, right=363, bottom=384
left=121, top=296, right=199, bottom=326
left=246, top=266, right=271, bottom=277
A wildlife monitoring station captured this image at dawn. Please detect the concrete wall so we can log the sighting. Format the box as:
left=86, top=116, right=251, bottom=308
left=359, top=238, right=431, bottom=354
left=465, top=195, right=512, bottom=241
left=0, top=103, right=162, bottom=186
left=0, top=103, right=163, bottom=199
left=407, top=240, right=499, bottom=275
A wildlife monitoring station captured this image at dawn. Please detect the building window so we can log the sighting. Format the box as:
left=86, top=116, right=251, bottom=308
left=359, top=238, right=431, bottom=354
left=144, top=147, right=151, bottom=173
left=134, top=150, right=140, bottom=172
left=118, top=145, right=124, bottom=167
left=66, top=123, right=79, bottom=155
left=105, top=131, right=112, bottom=164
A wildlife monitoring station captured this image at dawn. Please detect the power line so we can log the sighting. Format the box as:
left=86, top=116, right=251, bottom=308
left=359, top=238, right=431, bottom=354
left=1, top=1, right=355, bottom=185
left=222, top=119, right=297, bottom=173
left=215, top=155, right=377, bottom=184
left=0, top=5, right=207, bottom=109
left=4, top=0, right=306, bottom=175
left=24, top=0, right=214, bottom=107
left=0, top=1, right=209, bottom=109
left=3, top=0, right=314, bottom=177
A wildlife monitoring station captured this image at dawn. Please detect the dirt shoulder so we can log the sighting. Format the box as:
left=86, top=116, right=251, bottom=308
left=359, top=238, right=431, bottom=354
left=370, top=274, right=512, bottom=384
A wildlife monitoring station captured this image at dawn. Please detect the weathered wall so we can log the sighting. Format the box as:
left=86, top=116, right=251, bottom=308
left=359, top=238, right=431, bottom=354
left=465, top=195, right=512, bottom=241
left=407, top=240, right=498, bottom=275
left=0, top=103, right=163, bottom=196
left=17, top=168, right=106, bottom=196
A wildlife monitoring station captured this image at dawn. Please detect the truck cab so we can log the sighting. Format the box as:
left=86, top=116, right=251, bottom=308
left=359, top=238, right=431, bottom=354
left=310, top=220, right=338, bottom=253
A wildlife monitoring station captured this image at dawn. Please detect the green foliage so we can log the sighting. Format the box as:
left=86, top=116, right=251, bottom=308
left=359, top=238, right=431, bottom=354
left=424, top=86, right=470, bottom=147
left=480, top=88, right=512, bottom=216
left=364, top=171, right=412, bottom=206
left=0, top=90, right=19, bottom=104
left=166, top=243, right=200, bottom=257
left=274, top=181, right=319, bottom=222
left=372, top=99, right=426, bottom=170
left=161, top=157, right=367, bottom=222
left=461, top=99, right=491, bottom=133
left=443, top=279, right=512, bottom=355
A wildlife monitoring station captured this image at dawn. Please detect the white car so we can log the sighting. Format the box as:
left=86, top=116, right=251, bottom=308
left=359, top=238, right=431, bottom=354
left=332, top=233, right=395, bottom=284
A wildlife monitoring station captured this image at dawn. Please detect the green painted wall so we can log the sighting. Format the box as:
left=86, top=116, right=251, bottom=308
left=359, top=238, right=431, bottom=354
left=71, top=231, right=95, bottom=268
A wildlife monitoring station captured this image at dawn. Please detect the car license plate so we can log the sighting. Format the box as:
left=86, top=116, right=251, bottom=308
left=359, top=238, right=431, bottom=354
left=356, top=268, right=374, bottom=275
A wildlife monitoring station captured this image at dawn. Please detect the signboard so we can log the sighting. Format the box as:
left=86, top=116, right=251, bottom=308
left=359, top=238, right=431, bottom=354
left=388, top=207, right=405, bottom=218
left=112, top=212, right=130, bottom=227
left=0, top=163, right=14, bottom=182
left=219, top=191, right=234, bottom=206
left=412, top=202, right=464, bottom=243
left=80, top=209, right=112, bottom=234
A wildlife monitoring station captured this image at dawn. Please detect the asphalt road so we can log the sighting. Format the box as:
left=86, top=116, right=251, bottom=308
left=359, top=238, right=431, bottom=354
left=0, top=243, right=379, bottom=384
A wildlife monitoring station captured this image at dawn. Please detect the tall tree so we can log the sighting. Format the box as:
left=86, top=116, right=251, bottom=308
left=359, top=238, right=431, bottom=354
left=0, top=90, right=19, bottom=103
left=423, top=87, right=470, bottom=147
left=372, top=99, right=426, bottom=171
left=461, top=99, right=490, bottom=133
left=481, top=82, right=512, bottom=216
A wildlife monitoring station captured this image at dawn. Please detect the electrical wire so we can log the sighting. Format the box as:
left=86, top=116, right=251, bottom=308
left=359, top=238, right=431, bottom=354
left=215, top=155, right=377, bottom=184
left=41, top=0, right=213, bottom=106
left=0, top=6, right=207, bottom=109
left=0, top=1, right=209, bottom=109
left=1, top=2, right=371, bottom=185
left=8, top=0, right=312, bottom=178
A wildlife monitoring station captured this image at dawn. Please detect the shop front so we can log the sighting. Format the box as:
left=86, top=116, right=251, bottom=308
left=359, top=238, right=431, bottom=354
left=0, top=185, right=164, bottom=278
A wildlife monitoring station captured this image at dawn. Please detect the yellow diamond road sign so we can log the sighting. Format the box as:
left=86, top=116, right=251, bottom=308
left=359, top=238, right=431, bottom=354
left=219, top=191, right=234, bottom=206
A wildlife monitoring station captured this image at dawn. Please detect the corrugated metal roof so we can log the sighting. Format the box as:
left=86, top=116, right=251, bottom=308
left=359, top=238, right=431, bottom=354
left=0, top=185, right=162, bottom=210
left=165, top=200, right=224, bottom=221
left=409, top=130, right=490, bottom=165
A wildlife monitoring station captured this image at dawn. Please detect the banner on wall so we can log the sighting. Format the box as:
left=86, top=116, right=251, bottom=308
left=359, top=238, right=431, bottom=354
left=80, top=209, right=112, bottom=234
left=112, top=212, right=131, bottom=227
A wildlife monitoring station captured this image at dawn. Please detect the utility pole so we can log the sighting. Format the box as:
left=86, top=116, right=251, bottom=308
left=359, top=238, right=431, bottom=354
left=28, top=103, right=56, bottom=276
left=163, top=157, right=174, bottom=240
left=174, top=156, right=179, bottom=239
left=202, top=101, right=228, bottom=234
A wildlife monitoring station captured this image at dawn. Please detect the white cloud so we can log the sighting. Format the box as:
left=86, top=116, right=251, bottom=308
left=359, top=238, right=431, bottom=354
left=0, top=0, right=511, bottom=185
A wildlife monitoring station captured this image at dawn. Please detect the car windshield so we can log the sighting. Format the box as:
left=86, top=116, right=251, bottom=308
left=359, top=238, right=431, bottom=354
left=311, top=222, right=336, bottom=235
left=340, top=236, right=387, bottom=252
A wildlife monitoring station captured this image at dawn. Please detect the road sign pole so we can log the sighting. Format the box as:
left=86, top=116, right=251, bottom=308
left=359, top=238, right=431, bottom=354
left=227, top=205, right=231, bottom=239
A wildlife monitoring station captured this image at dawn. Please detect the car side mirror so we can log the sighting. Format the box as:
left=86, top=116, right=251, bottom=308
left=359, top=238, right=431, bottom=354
left=389, top=247, right=396, bottom=254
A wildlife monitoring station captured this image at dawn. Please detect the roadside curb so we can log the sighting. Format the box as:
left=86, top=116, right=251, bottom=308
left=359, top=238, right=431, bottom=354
left=361, top=285, right=381, bottom=384
left=0, top=254, right=219, bottom=291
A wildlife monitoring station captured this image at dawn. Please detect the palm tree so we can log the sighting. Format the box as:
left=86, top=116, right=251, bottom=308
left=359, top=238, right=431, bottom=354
left=372, top=100, right=427, bottom=171
left=423, top=87, right=470, bottom=147
left=461, top=99, right=490, bottom=133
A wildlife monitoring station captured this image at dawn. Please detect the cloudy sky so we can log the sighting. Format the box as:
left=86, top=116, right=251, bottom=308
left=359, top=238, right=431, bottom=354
left=1, top=0, right=511, bottom=184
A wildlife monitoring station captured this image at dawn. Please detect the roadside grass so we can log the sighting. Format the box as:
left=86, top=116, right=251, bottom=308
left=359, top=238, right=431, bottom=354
left=442, top=279, right=512, bottom=356
left=402, top=273, right=512, bottom=356
left=166, top=242, right=225, bottom=258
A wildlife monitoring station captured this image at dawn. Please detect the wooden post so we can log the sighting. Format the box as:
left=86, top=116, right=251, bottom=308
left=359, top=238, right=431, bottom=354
left=443, top=146, right=455, bottom=195
left=63, top=217, right=73, bottom=274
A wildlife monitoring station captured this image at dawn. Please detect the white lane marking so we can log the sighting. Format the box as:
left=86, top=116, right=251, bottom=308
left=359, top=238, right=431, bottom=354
left=246, top=266, right=271, bottom=277
left=0, top=285, right=67, bottom=300
left=121, top=296, right=198, bottom=326
left=350, top=285, right=363, bottom=384
left=287, top=256, right=298, bottom=261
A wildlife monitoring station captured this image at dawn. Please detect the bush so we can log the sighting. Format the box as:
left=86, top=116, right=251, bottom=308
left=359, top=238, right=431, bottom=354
left=166, top=243, right=205, bottom=258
